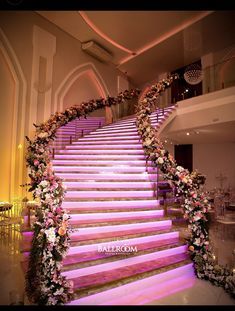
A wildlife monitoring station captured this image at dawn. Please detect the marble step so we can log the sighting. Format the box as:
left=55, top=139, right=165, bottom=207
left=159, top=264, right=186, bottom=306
left=64, top=190, right=157, bottom=199
left=21, top=222, right=174, bottom=252
left=67, top=262, right=193, bottom=305
left=85, top=132, right=140, bottom=138
left=66, top=214, right=165, bottom=228
left=71, top=140, right=141, bottom=145
left=52, top=160, right=148, bottom=166
left=64, top=144, right=143, bottom=149
left=63, top=181, right=158, bottom=189
left=53, top=166, right=157, bottom=173
left=56, top=149, right=145, bottom=155
left=54, top=154, right=146, bottom=160
left=68, top=210, right=163, bottom=224
left=63, top=246, right=189, bottom=299
left=56, top=172, right=158, bottom=180
left=62, top=199, right=160, bottom=210
left=63, top=238, right=184, bottom=270
left=77, top=135, right=140, bottom=141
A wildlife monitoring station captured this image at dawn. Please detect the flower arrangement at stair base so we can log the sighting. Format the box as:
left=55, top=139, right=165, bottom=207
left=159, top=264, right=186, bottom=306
left=25, top=89, right=140, bottom=305
left=136, top=74, right=235, bottom=298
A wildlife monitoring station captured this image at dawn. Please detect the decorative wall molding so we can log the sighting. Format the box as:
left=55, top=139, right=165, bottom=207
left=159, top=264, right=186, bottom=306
left=54, top=62, right=109, bottom=113
left=29, top=25, right=56, bottom=131
left=0, top=27, right=27, bottom=200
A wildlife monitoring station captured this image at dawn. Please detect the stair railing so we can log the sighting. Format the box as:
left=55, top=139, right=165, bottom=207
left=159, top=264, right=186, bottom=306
left=24, top=89, right=140, bottom=305
left=135, top=74, right=235, bottom=298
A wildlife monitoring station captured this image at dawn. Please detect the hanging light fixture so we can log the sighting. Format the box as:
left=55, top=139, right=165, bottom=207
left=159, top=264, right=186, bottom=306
left=184, top=63, right=203, bottom=85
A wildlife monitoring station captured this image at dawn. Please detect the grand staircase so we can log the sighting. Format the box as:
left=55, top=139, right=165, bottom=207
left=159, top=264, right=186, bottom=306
left=21, top=107, right=195, bottom=305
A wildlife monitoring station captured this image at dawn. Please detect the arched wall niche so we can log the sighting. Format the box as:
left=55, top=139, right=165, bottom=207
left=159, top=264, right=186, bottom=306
left=54, top=62, right=113, bottom=122
left=0, top=27, right=27, bottom=201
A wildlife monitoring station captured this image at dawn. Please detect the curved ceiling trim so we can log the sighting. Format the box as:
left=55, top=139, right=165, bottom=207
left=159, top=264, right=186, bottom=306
left=118, top=11, right=213, bottom=66
left=78, top=11, right=134, bottom=55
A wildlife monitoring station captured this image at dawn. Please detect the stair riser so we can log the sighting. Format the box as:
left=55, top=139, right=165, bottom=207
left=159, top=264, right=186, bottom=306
left=22, top=221, right=172, bottom=238
left=65, top=145, right=143, bottom=149
left=53, top=167, right=158, bottom=173
left=72, top=140, right=142, bottom=145
left=67, top=231, right=180, bottom=256
left=62, top=199, right=159, bottom=209
left=63, top=181, right=156, bottom=188
left=57, top=150, right=145, bottom=155
left=56, top=173, right=158, bottom=180
left=68, top=263, right=193, bottom=305
left=63, top=245, right=186, bottom=278
left=52, top=160, right=147, bottom=165
left=65, top=190, right=156, bottom=199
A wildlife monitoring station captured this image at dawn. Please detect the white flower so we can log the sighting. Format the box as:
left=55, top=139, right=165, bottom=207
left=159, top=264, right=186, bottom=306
left=194, top=238, right=201, bottom=246
left=143, top=139, right=152, bottom=147
left=176, top=166, right=184, bottom=172
left=63, top=213, right=69, bottom=221
left=45, top=193, right=51, bottom=200
left=45, top=227, right=56, bottom=244
left=40, top=180, right=49, bottom=188
left=38, top=132, right=48, bottom=139
left=157, top=157, right=164, bottom=164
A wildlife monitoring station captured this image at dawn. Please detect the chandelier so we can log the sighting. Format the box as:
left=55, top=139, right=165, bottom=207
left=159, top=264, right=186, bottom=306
left=184, top=63, right=203, bottom=85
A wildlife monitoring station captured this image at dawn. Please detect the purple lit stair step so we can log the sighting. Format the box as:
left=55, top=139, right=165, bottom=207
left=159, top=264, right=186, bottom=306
left=67, top=214, right=165, bottom=228
left=102, top=124, right=137, bottom=130
left=86, top=132, right=140, bottom=138
left=69, top=210, right=163, bottom=221
left=56, top=172, right=158, bottom=180
left=21, top=225, right=176, bottom=253
left=64, top=241, right=185, bottom=272
left=69, top=228, right=178, bottom=248
left=54, top=154, right=146, bottom=160
left=62, top=180, right=167, bottom=190
left=67, top=263, right=193, bottom=305
left=53, top=166, right=157, bottom=173
left=63, top=181, right=157, bottom=189
left=56, top=130, right=76, bottom=134
left=56, top=149, right=144, bottom=154
left=65, top=190, right=157, bottom=199
left=72, top=139, right=141, bottom=145
left=61, top=198, right=160, bottom=209
left=67, top=235, right=183, bottom=259
left=67, top=212, right=164, bottom=227
left=21, top=220, right=173, bottom=244
left=62, top=248, right=189, bottom=298
left=65, top=144, right=143, bottom=150
left=23, top=219, right=172, bottom=238
left=52, top=160, right=148, bottom=166
left=63, top=237, right=181, bottom=269
left=77, top=135, right=140, bottom=141
left=95, top=128, right=138, bottom=134
left=21, top=229, right=179, bottom=257
left=59, top=204, right=162, bottom=214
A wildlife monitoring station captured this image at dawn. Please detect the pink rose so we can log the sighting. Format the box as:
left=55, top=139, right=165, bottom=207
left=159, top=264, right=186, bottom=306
left=34, top=159, right=39, bottom=166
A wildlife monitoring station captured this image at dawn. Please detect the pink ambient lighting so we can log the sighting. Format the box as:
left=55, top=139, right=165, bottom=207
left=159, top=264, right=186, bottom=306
left=79, top=11, right=134, bottom=55
left=118, top=11, right=213, bottom=66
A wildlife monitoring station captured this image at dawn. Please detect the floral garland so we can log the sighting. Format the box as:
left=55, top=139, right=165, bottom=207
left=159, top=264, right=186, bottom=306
left=136, top=75, right=235, bottom=298
left=25, top=89, right=140, bottom=305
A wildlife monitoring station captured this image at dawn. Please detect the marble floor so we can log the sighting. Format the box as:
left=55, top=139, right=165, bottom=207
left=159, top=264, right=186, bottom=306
left=0, top=219, right=234, bottom=305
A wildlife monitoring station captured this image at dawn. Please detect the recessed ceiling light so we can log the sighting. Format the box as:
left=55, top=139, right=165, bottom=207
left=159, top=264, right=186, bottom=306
left=186, top=132, right=190, bottom=136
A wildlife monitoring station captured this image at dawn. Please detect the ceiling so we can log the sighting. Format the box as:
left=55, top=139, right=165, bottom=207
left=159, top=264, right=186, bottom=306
left=161, top=120, right=235, bottom=145
left=37, top=10, right=235, bottom=87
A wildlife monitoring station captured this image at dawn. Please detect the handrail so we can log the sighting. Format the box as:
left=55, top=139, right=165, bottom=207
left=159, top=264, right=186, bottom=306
left=136, top=75, right=234, bottom=297
left=25, top=89, right=140, bottom=305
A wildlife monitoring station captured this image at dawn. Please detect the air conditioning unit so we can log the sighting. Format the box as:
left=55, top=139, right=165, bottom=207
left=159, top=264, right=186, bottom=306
left=81, top=41, right=113, bottom=63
